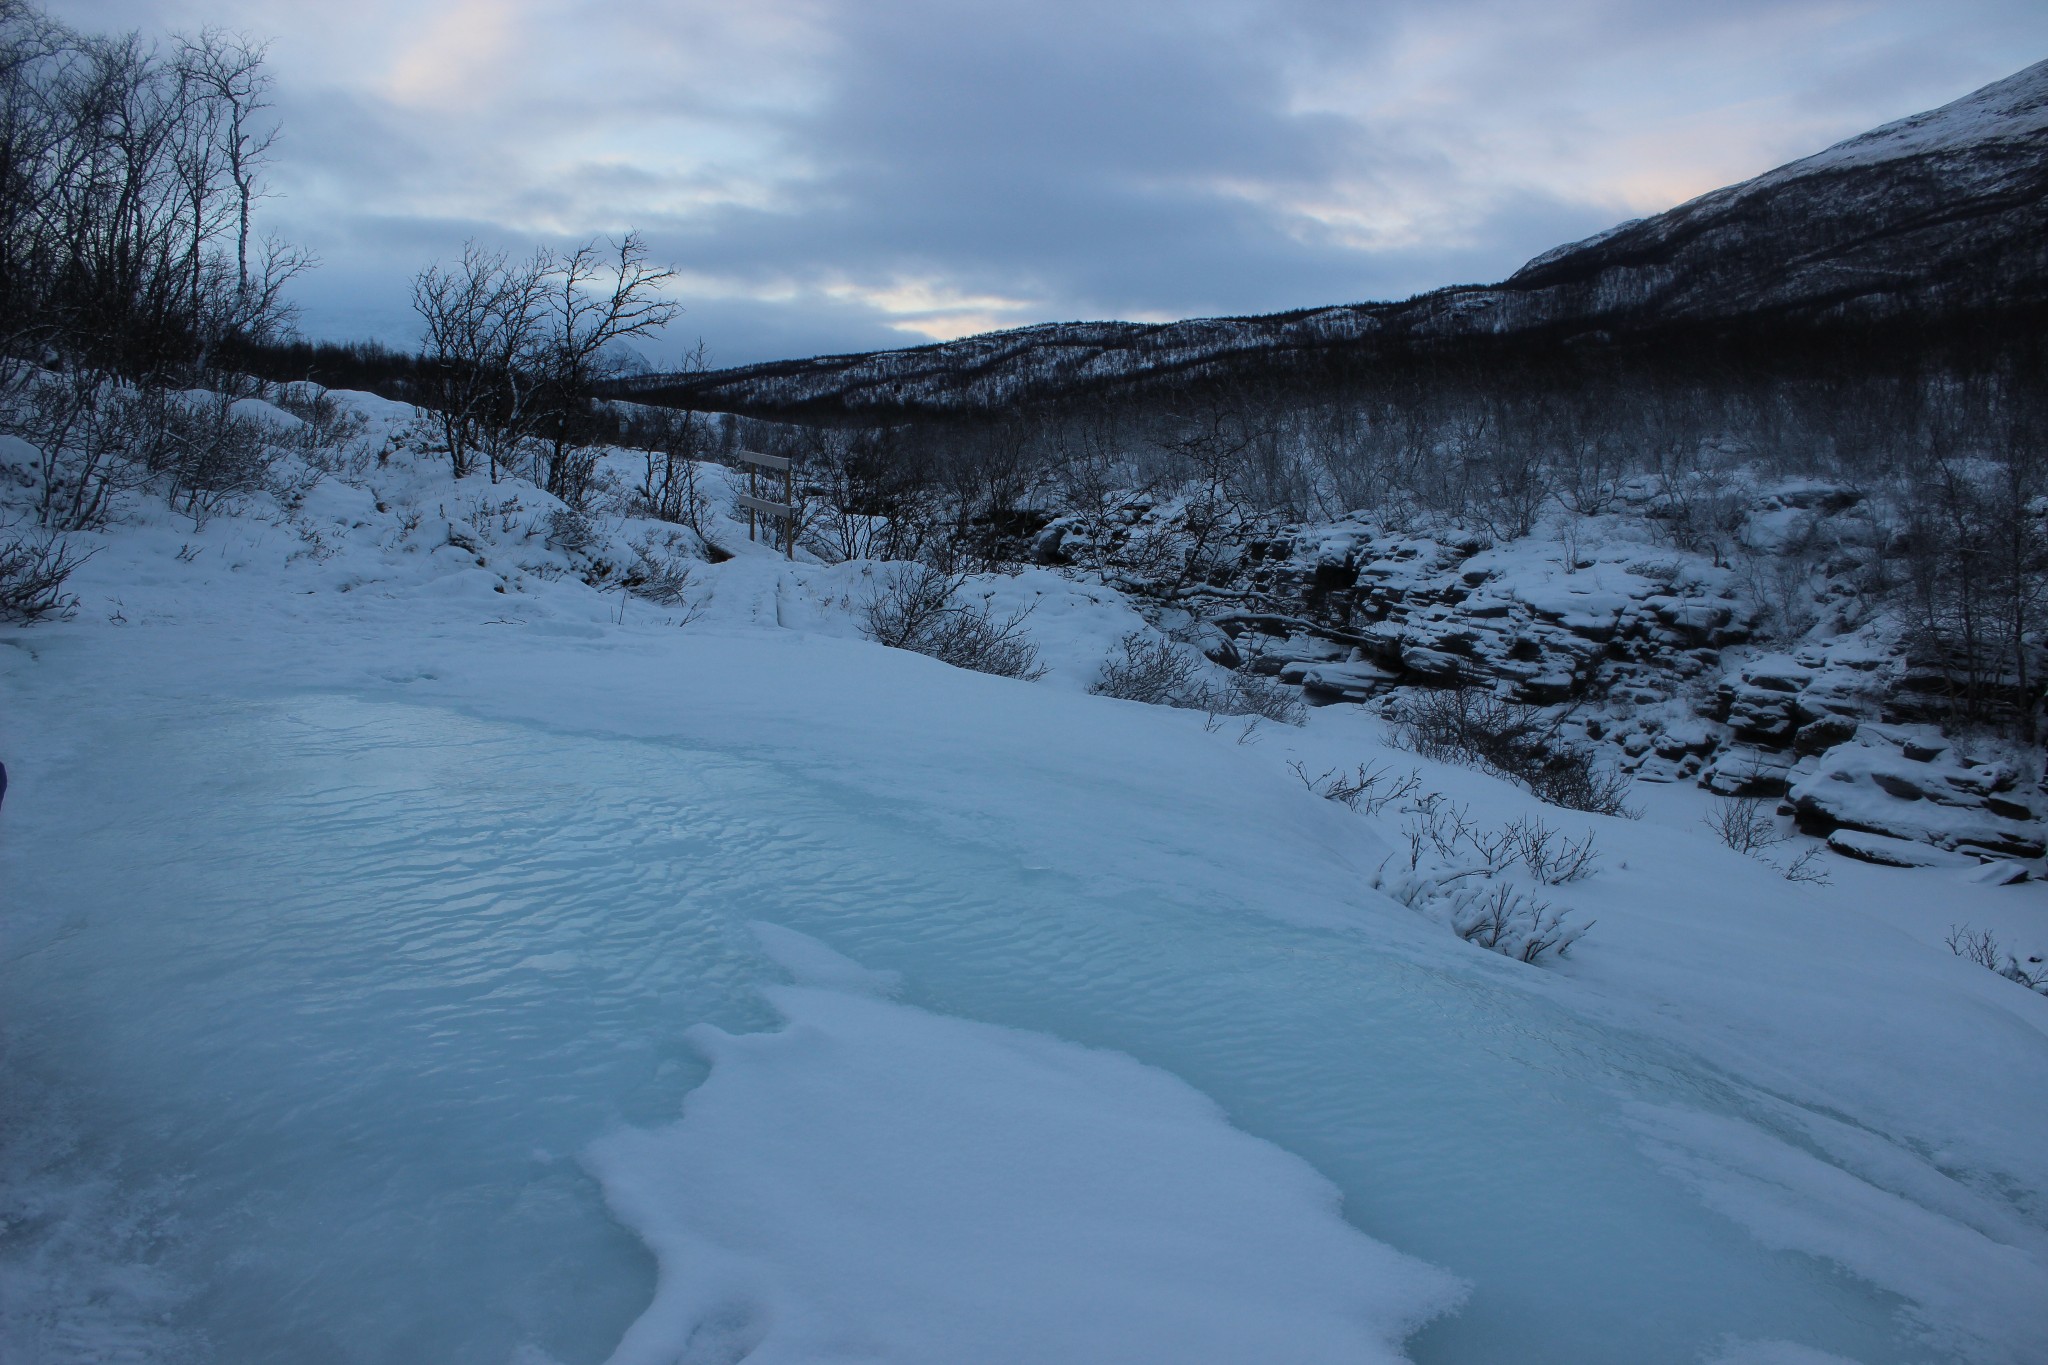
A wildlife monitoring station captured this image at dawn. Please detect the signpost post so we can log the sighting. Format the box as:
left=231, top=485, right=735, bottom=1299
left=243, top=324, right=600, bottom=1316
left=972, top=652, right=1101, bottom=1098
left=733, top=450, right=795, bottom=558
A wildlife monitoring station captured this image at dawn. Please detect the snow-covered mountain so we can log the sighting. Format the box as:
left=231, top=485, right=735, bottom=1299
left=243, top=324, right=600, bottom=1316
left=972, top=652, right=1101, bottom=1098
left=620, top=59, right=2048, bottom=416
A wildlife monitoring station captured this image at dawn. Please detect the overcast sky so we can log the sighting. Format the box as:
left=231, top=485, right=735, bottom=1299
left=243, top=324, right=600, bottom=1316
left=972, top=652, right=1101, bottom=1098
left=46, top=0, right=2048, bottom=368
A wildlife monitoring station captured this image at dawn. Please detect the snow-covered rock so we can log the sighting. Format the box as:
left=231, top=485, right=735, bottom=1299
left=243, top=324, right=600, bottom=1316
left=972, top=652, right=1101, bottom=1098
left=1790, top=728, right=2046, bottom=860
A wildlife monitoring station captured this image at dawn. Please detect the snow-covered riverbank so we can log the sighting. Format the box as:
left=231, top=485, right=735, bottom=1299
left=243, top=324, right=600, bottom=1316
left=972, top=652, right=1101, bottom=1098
left=4, top=391, right=2046, bottom=1365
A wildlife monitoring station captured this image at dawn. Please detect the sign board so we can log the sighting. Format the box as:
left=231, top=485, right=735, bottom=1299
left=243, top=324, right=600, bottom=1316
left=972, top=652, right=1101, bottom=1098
left=733, top=450, right=796, bottom=557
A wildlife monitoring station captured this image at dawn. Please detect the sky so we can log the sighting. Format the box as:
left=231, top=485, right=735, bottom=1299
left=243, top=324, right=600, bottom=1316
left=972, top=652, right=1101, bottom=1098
left=46, top=0, right=2048, bottom=369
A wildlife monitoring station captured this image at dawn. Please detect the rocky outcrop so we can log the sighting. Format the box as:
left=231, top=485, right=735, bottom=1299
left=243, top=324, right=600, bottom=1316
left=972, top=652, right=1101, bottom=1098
left=1203, top=527, right=1752, bottom=718
left=1157, top=505, right=2044, bottom=870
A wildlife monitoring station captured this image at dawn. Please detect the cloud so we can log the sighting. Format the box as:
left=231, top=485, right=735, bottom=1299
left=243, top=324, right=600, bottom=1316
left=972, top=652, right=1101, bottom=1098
left=43, top=0, right=2048, bottom=364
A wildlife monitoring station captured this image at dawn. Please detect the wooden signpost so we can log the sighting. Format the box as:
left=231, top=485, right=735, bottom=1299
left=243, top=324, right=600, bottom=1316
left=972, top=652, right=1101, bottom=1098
left=734, top=449, right=794, bottom=558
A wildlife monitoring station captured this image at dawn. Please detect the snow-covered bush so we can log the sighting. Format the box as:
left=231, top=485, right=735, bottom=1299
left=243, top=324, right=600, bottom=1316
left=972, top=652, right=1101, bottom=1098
left=1373, top=861, right=1590, bottom=966
left=1946, top=925, right=2048, bottom=994
left=1504, top=817, right=1601, bottom=885
left=1395, top=686, right=1635, bottom=816
left=1703, top=793, right=1829, bottom=883
left=269, top=384, right=372, bottom=475
left=545, top=506, right=606, bottom=556
left=4, top=370, right=303, bottom=530
left=0, top=531, right=87, bottom=623
left=1091, top=630, right=1202, bottom=704
left=624, top=529, right=699, bottom=609
left=1443, top=882, right=1588, bottom=963
left=4, top=367, right=138, bottom=530
left=137, top=389, right=283, bottom=524
left=1369, top=793, right=1594, bottom=965
left=1090, top=629, right=1305, bottom=724
left=1208, top=665, right=1307, bottom=725
left=862, top=564, right=1046, bottom=681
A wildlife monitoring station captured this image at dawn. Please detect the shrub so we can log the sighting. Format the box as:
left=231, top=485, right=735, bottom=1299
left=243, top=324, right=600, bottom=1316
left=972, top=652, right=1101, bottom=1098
left=1091, top=630, right=1202, bottom=703
left=270, top=384, right=371, bottom=474
left=1395, top=686, right=1635, bottom=816
left=1703, top=794, right=1785, bottom=855
left=1289, top=760, right=1423, bottom=816
left=862, top=564, right=1046, bottom=680
left=1208, top=665, right=1306, bottom=725
left=1505, top=817, right=1600, bottom=884
left=1704, top=792, right=1829, bottom=882
left=1090, top=628, right=1303, bottom=724
left=146, top=389, right=281, bottom=523
left=545, top=505, right=606, bottom=556
left=624, top=529, right=698, bottom=608
left=0, top=532, right=89, bottom=623
left=1945, top=925, right=2048, bottom=994
left=1445, top=882, right=1589, bottom=963
left=1368, top=792, right=1596, bottom=965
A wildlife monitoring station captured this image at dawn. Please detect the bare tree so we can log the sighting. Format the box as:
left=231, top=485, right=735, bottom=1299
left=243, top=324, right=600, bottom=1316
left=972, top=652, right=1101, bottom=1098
left=411, top=242, right=546, bottom=479
left=531, top=231, right=679, bottom=502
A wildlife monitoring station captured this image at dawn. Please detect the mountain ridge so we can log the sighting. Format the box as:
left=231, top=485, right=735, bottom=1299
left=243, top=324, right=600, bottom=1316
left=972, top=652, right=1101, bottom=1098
left=618, top=59, right=2048, bottom=417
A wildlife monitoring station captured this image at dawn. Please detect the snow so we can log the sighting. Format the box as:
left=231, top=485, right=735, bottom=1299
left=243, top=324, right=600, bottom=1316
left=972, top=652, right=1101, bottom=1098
left=1770, top=58, right=2048, bottom=181
left=4, top=395, right=2048, bottom=1364
left=590, top=925, right=1463, bottom=1365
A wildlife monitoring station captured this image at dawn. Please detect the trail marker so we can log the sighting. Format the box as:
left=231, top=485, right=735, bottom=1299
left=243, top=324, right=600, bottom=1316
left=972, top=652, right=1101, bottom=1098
left=734, top=449, right=795, bottom=557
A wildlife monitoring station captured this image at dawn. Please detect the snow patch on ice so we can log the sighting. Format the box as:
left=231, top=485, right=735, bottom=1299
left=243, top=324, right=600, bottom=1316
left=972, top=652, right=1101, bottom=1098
left=587, top=926, right=1465, bottom=1365
left=748, top=919, right=900, bottom=997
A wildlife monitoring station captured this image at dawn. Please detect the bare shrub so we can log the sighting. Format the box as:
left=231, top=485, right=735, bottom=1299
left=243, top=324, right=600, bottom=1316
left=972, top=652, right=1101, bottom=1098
left=1528, top=755, right=1637, bottom=818
left=1091, top=630, right=1202, bottom=703
left=1445, top=882, right=1589, bottom=963
left=545, top=505, right=605, bottom=556
left=624, top=529, right=698, bottom=609
left=862, top=564, right=1046, bottom=680
left=1704, top=793, right=1829, bottom=881
left=5, top=367, right=137, bottom=530
left=637, top=418, right=709, bottom=532
left=1289, top=760, right=1422, bottom=815
left=1506, top=817, right=1600, bottom=884
left=1206, top=664, right=1306, bottom=726
left=1396, top=686, right=1635, bottom=816
left=270, top=384, right=370, bottom=474
left=1091, top=629, right=1304, bottom=724
left=1781, top=846, right=1833, bottom=886
left=1946, top=925, right=2048, bottom=993
left=1704, top=794, right=1786, bottom=855
left=145, top=389, right=281, bottom=523
left=1401, top=793, right=1514, bottom=873
left=0, top=531, right=90, bottom=622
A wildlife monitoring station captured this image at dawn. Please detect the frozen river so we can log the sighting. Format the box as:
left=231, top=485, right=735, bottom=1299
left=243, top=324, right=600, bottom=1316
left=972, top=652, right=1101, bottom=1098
left=0, top=671, right=2028, bottom=1364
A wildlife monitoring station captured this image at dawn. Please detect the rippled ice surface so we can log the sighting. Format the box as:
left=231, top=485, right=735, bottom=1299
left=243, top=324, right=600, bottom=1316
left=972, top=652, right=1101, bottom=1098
left=3, top=692, right=1923, bottom=1363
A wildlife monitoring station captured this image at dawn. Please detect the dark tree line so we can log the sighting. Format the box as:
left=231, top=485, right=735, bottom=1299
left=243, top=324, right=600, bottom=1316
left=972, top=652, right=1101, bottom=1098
left=0, top=0, right=306, bottom=378
left=0, top=0, right=315, bottom=544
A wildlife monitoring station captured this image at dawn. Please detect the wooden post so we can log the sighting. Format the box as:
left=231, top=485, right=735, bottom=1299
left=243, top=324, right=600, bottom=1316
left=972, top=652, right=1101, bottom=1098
left=733, top=449, right=795, bottom=558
